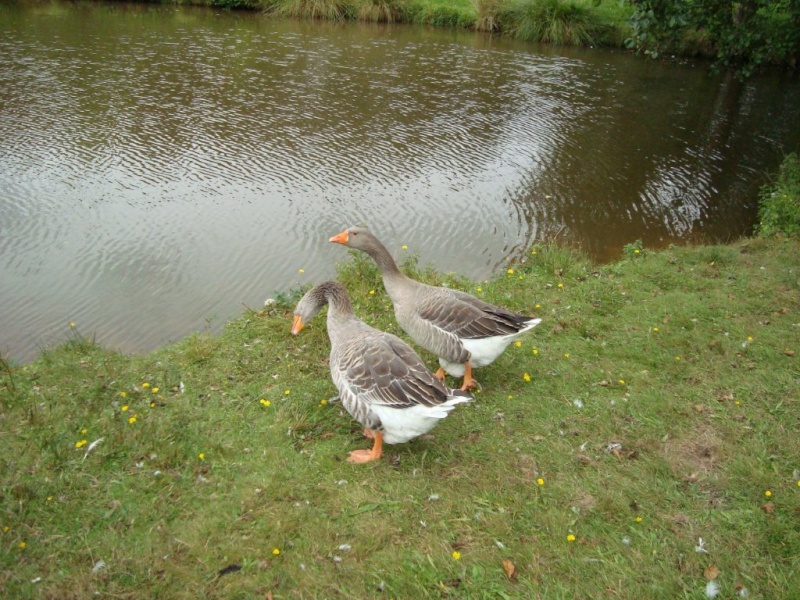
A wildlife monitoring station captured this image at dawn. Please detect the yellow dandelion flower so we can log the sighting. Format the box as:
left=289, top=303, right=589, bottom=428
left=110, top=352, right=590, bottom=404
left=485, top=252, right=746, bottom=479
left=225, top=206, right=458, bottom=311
left=142, top=382, right=150, bottom=388
left=765, top=490, right=772, bottom=498
left=507, top=268, right=514, bottom=275
left=152, top=387, right=159, bottom=394
left=747, top=336, right=753, bottom=342
left=69, top=321, right=76, bottom=328
left=797, top=480, right=800, bottom=487
left=564, top=353, right=570, bottom=359
left=198, top=453, right=205, bottom=460
left=402, top=245, right=408, bottom=250
left=369, top=290, right=375, bottom=295
left=47, top=496, right=53, bottom=502
left=508, top=395, right=513, bottom=399
left=260, top=399, right=271, bottom=407
left=532, top=349, right=539, bottom=355
left=284, top=389, right=290, bottom=395
left=567, top=534, right=576, bottom=542
left=634, top=249, right=640, bottom=254
left=515, top=341, right=522, bottom=348
left=518, top=275, right=524, bottom=280
left=119, top=391, right=127, bottom=398
left=675, top=356, right=681, bottom=361
left=128, top=416, right=137, bottom=424
left=75, top=440, right=87, bottom=448
left=150, top=402, right=156, bottom=408
left=121, top=405, right=129, bottom=412
left=653, top=327, right=659, bottom=332
left=523, top=373, right=531, bottom=382
left=272, top=548, right=281, bottom=556
left=531, top=250, right=538, bottom=255
left=735, top=400, right=741, bottom=405
left=319, top=398, right=328, bottom=406
left=451, top=551, right=461, bottom=560
left=536, top=478, right=544, bottom=486
left=635, top=516, right=643, bottom=523
left=557, top=283, right=564, bottom=288
left=3, top=526, right=9, bottom=532
left=476, top=287, right=482, bottom=292
left=19, top=541, right=26, bottom=550
left=80, top=428, right=87, bottom=434
left=535, top=303, right=541, bottom=309
left=298, top=269, right=305, bottom=274
left=618, top=380, right=626, bottom=385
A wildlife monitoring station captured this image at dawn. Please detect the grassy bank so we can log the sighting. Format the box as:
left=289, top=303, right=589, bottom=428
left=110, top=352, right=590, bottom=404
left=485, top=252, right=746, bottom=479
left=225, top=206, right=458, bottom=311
left=2, top=230, right=799, bottom=598
left=184, top=0, right=635, bottom=48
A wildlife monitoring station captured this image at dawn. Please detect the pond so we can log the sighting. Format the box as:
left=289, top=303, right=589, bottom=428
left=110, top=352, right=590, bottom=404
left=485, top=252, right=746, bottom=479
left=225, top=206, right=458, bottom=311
left=1, top=1, right=799, bottom=363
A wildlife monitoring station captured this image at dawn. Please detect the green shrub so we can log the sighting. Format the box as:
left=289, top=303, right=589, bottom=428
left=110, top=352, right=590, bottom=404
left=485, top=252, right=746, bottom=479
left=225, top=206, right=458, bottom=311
left=758, top=153, right=800, bottom=237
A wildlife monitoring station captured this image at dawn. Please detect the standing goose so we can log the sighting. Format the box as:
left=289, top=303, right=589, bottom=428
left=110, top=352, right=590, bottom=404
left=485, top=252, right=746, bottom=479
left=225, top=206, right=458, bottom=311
left=329, top=227, right=542, bottom=391
left=291, top=282, right=471, bottom=464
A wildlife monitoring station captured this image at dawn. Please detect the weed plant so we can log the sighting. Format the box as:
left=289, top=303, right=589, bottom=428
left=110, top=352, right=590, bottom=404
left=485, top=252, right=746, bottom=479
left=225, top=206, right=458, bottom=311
left=2, top=234, right=799, bottom=598
left=759, top=153, right=800, bottom=238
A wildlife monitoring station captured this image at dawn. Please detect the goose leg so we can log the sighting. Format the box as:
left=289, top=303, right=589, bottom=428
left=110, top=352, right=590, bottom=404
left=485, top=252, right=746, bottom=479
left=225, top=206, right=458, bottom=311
left=434, top=367, right=446, bottom=381
left=459, top=361, right=478, bottom=391
left=348, top=431, right=384, bottom=463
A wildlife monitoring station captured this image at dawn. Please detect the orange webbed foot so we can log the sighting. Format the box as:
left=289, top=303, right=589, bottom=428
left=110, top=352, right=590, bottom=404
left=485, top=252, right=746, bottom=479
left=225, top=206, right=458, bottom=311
left=348, top=431, right=383, bottom=463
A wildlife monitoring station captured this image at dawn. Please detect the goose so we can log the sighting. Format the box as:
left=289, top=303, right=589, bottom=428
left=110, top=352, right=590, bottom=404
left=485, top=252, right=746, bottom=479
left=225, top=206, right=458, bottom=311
left=291, top=281, right=471, bottom=464
left=329, top=227, right=542, bottom=391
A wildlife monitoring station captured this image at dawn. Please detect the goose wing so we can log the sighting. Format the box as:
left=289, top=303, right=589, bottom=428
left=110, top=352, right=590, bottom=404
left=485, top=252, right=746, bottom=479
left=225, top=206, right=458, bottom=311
left=331, top=330, right=449, bottom=411
left=416, top=287, right=526, bottom=339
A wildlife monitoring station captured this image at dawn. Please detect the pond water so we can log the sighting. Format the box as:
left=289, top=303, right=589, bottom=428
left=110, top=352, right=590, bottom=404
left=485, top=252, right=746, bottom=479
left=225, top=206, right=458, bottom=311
left=1, top=2, right=799, bottom=363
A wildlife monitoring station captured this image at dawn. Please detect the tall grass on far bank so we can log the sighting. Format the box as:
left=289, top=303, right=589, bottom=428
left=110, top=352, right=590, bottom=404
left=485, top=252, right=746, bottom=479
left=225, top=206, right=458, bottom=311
left=497, top=0, right=598, bottom=45
left=759, top=153, right=800, bottom=238
left=256, top=0, right=629, bottom=45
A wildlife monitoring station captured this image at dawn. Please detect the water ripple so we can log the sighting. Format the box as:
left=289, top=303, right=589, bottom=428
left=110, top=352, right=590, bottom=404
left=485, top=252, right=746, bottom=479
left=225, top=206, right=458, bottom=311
left=1, top=4, right=798, bottom=362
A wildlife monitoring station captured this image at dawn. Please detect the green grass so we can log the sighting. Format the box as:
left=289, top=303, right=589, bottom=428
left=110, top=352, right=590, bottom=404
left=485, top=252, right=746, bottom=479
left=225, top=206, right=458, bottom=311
left=2, top=236, right=800, bottom=598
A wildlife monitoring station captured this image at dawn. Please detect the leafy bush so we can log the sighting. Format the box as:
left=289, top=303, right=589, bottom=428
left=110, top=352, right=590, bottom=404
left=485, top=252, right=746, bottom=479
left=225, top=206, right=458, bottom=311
left=624, top=0, right=800, bottom=76
left=758, top=153, right=800, bottom=237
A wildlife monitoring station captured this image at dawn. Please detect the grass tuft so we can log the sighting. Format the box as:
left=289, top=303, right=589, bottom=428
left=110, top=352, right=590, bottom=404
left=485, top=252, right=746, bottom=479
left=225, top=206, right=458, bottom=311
left=354, top=0, right=406, bottom=22
left=498, top=0, right=598, bottom=45
left=264, top=0, right=350, bottom=21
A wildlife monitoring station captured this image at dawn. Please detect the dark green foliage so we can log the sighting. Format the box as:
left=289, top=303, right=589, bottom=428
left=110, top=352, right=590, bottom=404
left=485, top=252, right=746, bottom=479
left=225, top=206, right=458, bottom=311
left=759, top=153, right=800, bottom=237
left=624, top=0, right=800, bottom=76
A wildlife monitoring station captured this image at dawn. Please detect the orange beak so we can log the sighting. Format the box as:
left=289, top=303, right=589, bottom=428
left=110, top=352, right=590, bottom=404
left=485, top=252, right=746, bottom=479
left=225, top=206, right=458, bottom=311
left=291, top=315, right=304, bottom=335
left=329, top=230, right=349, bottom=245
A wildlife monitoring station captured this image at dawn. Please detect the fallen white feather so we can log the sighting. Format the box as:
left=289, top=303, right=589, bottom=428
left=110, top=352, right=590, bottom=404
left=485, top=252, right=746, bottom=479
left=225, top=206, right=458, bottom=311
left=706, top=580, right=720, bottom=598
left=83, top=438, right=105, bottom=461
left=92, top=560, right=107, bottom=574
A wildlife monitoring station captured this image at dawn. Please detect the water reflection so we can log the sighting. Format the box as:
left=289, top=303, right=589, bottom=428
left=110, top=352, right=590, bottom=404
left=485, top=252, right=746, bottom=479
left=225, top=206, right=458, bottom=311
left=0, top=3, right=798, bottom=363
